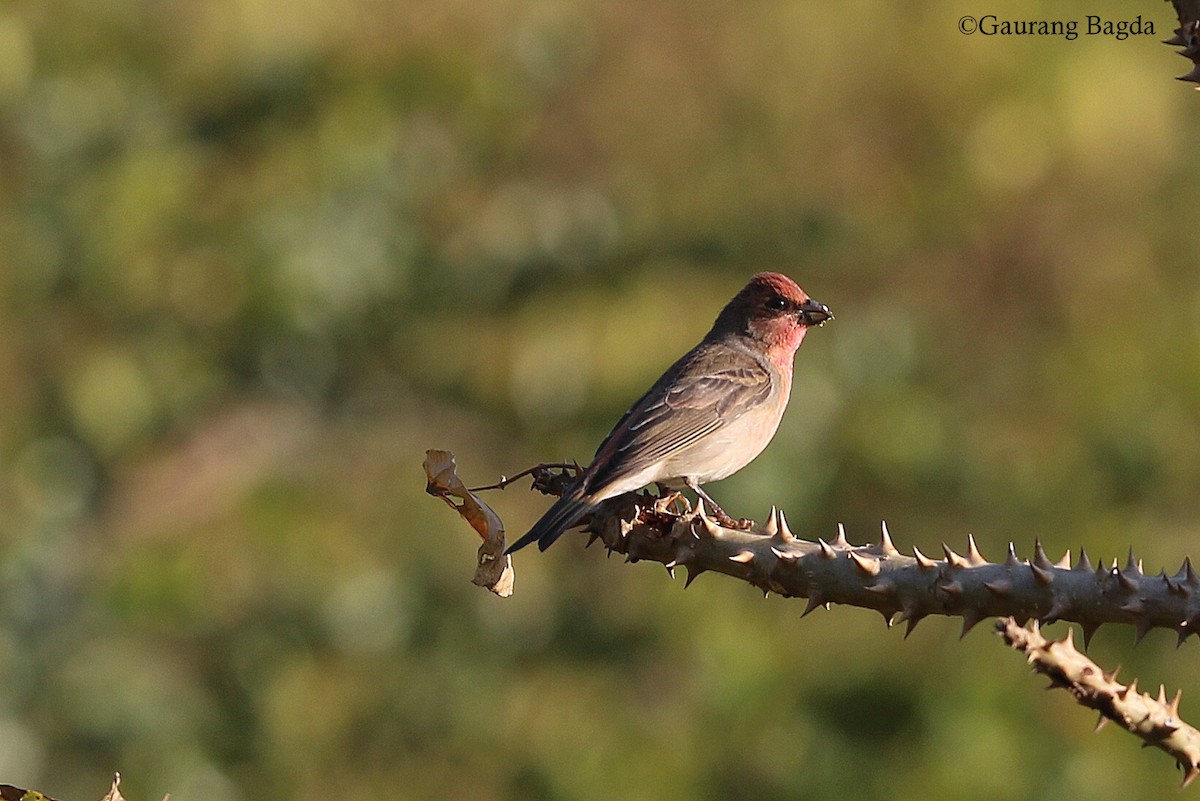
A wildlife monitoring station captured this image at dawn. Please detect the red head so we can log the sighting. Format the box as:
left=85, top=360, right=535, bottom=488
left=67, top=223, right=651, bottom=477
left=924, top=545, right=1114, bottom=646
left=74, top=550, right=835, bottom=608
left=709, top=272, right=832, bottom=361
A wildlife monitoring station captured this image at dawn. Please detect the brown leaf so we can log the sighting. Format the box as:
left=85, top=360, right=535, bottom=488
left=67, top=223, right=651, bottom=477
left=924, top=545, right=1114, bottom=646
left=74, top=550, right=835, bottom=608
left=424, top=450, right=515, bottom=597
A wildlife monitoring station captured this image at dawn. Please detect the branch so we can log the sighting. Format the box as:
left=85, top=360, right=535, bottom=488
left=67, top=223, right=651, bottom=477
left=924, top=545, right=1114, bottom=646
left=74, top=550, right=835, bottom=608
left=1166, top=0, right=1200, bottom=85
left=425, top=451, right=1200, bottom=785
left=578, top=493, right=1200, bottom=646
left=998, top=618, right=1200, bottom=787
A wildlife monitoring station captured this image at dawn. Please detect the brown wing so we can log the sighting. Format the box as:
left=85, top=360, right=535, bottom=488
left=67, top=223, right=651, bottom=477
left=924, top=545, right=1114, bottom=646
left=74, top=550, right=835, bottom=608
left=586, top=341, right=772, bottom=489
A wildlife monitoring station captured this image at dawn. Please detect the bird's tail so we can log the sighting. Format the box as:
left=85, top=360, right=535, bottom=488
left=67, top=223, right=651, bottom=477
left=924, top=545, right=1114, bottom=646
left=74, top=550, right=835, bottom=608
left=505, top=483, right=598, bottom=554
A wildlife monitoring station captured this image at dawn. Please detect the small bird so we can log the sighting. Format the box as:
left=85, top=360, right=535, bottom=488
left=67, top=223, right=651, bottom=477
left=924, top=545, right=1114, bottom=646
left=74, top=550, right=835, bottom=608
left=506, top=272, right=832, bottom=554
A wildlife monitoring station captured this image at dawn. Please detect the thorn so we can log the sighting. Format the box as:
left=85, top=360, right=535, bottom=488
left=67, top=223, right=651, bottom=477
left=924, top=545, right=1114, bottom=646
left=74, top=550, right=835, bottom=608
left=960, top=610, right=984, bottom=638
left=1114, top=569, right=1139, bottom=593
left=764, top=506, right=779, bottom=537
left=833, top=522, right=850, bottom=548
left=1125, top=547, right=1141, bottom=576
left=1102, top=665, right=1121, bottom=684
left=938, top=579, right=963, bottom=598
left=1044, top=597, right=1070, bottom=623
left=1030, top=563, right=1053, bottom=586
left=1076, top=547, right=1093, bottom=573
left=585, top=531, right=602, bottom=548
left=694, top=497, right=708, bottom=519
left=1158, top=685, right=1169, bottom=706
left=1127, top=678, right=1140, bottom=698
left=879, top=608, right=896, bottom=628
left=900, top=608, right=927, bottom=638
left=942, top=542, right=968, bottom=569
left=1119, top=598, right=1144, bottom=615
left=879, top=521, right=899, bottom=557
left=777, top=509, right=794, bottom=542
left=664, top=561, right=677, bottom=579
left=1165, top=572, right=1191, bottom=598
left=1005, top=542, right=1021, bottom=568
left=1082, top=622, right=1100, bottom=648
left=1171, top=690, right=1183, bottom=717
left=849, top=550, right=881, bottom=576
left=1094, top=713, right=1110, bottom=732
left=965, top=534, right=986, bottom=566
left=1032, top=539, right=1053, bottom=570
left=1059, top=627, right=1076, bottom=652
left=1177, top=625, right=1192, bottom=648
left=1179, top=66, right=1200, bottom=84
left=1181, top=556, right=1200, bottom=587
left=866, top=579, right=896, bottom=597
left=683, top=565, right=705, bottom=588
left=912, top=546, right=937, bottom=569
left=699, top=513, right=720, bottom=539
left=729, top=550, right=755, bottom=564
left=1133, top=618, right=1152, bottom=645
left=1185, top=765, right=1200, bottom=790
left=770, top=546, right=799, bottom=563
left=983, top=580, right=1012, bottom=597
left=801, top=593, right=826, bottom=618
left=1054, top=550, right=1071, bottom=569
left=817, top=538, right=836, bottom=559
left=1165, top=32, right=1188, bottom=46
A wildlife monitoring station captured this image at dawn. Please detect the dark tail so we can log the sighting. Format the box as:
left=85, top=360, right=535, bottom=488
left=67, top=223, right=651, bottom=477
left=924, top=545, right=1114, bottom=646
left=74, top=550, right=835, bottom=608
left=505, top=484, right=598, bottom=554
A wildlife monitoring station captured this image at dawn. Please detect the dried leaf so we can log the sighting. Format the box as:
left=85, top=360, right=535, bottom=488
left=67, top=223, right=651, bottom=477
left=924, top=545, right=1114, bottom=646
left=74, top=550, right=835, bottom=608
left=100, top=775, right=124, bottom=801
left=424, top=450, right=515, bottom=597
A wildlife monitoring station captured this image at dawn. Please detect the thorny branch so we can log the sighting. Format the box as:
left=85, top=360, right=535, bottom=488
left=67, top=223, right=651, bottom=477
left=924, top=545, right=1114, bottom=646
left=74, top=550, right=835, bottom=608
left=425, top=451, right=1200, bottom=786
left=999, top=619, right=1200, bottom=787
left=1167, top=0, right=1200, bottom=85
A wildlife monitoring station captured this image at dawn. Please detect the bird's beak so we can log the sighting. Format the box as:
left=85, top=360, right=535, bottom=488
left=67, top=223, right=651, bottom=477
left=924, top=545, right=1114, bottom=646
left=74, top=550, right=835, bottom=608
left=798, top=298, right=833, bottom=327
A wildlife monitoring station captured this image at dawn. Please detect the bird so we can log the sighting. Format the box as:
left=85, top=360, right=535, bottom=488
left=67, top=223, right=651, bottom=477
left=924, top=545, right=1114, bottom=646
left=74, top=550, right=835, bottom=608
left=505, top=272, right=832, bottom=554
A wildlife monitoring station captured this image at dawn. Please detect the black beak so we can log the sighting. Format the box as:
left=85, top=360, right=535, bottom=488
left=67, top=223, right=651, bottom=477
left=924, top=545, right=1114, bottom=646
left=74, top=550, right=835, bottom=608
left=798, top=298, right=833, bottom=327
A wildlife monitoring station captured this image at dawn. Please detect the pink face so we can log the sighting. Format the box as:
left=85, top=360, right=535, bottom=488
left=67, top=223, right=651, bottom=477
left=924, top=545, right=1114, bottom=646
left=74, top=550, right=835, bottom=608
left=740, top=273, right=832, bottom=360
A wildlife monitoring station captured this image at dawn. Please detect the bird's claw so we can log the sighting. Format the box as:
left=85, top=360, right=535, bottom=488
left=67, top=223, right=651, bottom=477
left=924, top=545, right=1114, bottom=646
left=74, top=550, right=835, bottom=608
left=652, top=491, right=686, bottom=514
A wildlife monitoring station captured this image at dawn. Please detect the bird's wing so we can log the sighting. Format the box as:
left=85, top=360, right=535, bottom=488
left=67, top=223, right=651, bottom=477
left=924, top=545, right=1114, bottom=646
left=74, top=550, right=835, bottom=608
left=586, top=343, right=773, bottom=488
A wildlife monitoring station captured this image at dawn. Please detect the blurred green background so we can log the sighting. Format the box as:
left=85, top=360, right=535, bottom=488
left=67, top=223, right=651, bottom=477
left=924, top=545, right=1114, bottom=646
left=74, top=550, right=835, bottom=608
left=1, top=0, right=1198, bottom=798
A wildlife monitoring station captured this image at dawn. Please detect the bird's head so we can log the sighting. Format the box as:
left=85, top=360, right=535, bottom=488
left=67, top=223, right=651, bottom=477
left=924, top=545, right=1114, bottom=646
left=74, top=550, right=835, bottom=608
left=711, top=272, right=832, bottom=357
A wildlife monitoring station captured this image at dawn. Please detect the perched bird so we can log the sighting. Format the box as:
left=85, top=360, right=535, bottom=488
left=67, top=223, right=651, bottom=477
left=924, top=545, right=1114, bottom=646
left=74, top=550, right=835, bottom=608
left=506, top=272, right=832, bottom=554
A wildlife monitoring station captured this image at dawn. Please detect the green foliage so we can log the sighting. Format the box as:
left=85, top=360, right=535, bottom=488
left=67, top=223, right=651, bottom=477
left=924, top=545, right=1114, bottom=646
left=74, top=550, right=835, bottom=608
left=0, top=0, right=1198, bottom=799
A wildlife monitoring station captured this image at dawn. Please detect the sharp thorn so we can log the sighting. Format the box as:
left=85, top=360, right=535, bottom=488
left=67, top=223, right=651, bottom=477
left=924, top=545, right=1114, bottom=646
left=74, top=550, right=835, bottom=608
left=879, top=521, right=899, bottom=556
left=1005, top=542, right=1021, bottom=567
left=777, top=508, right=794, bottom=542
left=729, top=550, right=755, bottom=564
left=801, top=594, right=826, bottom=618
left=764, top=506, right=779, bottom=537
left=817, top=538, right=836, bottom=559
left=849, top=550, right=881, bottom=576
left=833, top=522, right=850, bottom=548
left=983, top=580, right=1012, bottom=597
left=1032, top=539, right=1053, bottom=570
left=965, top=533, right=986, bottom=566
left=960, top=610, right=984, bottom=638
left=1082, top=622, right=1100, bottom=648
left=912, top=546, right=937, bottom=569
left=1076, top=547, right=1093, bottom=573
left=1030, top=563, right=1053, bottom=586
left=1054, top=550, right=1071, bottom=569
left=942, top=542, right=968, bottom=568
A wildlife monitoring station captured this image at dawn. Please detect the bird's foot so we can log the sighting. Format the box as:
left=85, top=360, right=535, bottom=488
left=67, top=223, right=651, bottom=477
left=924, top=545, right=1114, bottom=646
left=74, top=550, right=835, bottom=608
left=652, top=490, right=686, bottom=514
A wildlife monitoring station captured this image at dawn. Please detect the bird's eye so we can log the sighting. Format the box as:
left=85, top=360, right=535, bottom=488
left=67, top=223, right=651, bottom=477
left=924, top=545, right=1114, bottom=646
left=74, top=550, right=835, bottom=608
left=765, top=296, right=788, bottom=311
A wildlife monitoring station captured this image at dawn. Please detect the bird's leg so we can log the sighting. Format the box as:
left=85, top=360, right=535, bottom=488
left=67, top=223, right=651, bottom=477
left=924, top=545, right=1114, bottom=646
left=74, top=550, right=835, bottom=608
left=683, top=478, right=752, bottom=529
